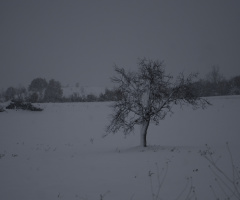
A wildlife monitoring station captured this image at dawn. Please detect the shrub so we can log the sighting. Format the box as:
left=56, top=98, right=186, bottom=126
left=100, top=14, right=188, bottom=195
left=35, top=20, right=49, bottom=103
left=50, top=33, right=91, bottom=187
left=6, top=100, right=43, bottom=111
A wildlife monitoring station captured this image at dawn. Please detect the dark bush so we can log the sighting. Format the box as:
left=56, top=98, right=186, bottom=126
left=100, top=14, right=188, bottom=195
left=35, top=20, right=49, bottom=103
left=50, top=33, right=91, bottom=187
left=6, top=100, right=43, bottom=111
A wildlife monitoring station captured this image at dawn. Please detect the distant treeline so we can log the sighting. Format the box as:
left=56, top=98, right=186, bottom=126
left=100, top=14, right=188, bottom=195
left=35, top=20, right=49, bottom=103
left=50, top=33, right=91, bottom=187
left=0, top=77, right=122, bottom=103
left=191, top=66, right=240, bottom=97
left=0, top=66, right=240, bottom=103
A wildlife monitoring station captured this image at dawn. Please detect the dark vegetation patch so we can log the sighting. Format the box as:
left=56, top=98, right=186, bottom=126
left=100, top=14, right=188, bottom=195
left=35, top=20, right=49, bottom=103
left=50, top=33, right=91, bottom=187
left=0, top=105, right=5, bottom=112
left=6, top=100, right=43, bottom=111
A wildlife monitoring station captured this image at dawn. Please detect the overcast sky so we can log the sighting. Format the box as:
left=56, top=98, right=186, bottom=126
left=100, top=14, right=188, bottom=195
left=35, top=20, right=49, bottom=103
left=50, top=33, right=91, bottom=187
left=1, top=0, right=240, bottom=89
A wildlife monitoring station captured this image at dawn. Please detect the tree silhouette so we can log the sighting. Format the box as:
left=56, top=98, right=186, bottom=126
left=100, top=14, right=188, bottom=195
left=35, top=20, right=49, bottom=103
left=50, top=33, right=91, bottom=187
left=44, top=79, right=63, bottom=102
left=106, top=58, right=210, bottom=147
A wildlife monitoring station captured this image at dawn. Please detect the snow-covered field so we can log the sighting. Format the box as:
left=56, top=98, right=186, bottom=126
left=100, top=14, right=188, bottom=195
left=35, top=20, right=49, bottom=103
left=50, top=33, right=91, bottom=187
left=0, top=96, right=240, bottom=200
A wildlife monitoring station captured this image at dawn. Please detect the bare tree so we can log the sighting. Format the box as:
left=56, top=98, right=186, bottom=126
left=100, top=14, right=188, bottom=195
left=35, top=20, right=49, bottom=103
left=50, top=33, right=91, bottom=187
left=4, top=87, right=16, bottom=101
left=206, top=65, right=227, bottom=96
left=105, top=58, right=210, bottom=147
left=206, top=65, right=224, bottom=85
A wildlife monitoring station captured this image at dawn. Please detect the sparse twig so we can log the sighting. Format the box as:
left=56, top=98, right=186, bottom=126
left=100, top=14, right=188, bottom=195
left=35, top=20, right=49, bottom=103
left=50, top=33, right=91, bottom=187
left=200, top=143, right=240, bottom=199
left=148, top=162, right=168, bottom=200
left=148, top=162, right=196, bottom=200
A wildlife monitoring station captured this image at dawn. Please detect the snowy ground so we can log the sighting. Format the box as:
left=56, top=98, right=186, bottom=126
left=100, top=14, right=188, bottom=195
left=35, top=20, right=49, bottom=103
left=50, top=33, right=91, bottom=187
left=0, top=96, right=240, bottom=200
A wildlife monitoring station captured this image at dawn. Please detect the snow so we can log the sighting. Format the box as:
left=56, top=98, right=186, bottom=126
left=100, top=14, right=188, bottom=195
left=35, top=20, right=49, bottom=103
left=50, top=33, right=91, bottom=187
left=0, top=96, right=240, bottom=199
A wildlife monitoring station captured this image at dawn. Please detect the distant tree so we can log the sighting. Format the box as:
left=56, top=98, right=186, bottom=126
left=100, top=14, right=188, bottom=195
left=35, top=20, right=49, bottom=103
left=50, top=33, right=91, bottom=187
left=105, top=88, right=116, bottom=100
left=105, top=58, right=210, bottom=147
left=99, top=88, right=114, bottom=101
left=5, top=87, right=16, bottom=101
left=229, top=75, right=240, bottom=95
left=86, top=94, right=98, bottom=102
left=28, top=78, right=48, bottom=101
left=80, top=86, right=86, bottom=99
left=206, top=65, right=224, bottom=85
left=70, top=92, right=82, bottom=102
left=206, top=65, right=225, bottom=96
left=232, top=75, right=240, bottom=87
left=191, top=79, right=208, bottom=97
left=44, top=79, right=63, bottom=102
left=99, top=88, right=123, bottom=101
left=28, top=92, right=39, bottom=103
left=15, top=86, right=27, bottom=101
left=218, top=79, right=230, bottom=96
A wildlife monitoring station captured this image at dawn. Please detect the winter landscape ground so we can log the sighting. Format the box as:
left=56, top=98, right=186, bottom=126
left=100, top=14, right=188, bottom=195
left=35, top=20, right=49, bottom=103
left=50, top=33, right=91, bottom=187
left=0, top=95, right=240, bottom=200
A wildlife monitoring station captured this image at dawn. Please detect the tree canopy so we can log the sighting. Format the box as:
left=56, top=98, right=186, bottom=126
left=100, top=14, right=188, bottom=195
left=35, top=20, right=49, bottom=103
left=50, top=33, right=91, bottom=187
left=28, top=78, right=48, bottom=93
left=44, top=79, right=63, bottom=102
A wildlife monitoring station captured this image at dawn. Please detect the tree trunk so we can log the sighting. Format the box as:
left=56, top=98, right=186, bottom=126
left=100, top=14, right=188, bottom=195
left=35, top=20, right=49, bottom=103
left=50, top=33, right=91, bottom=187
left=140, top=120, right=150, bottom=147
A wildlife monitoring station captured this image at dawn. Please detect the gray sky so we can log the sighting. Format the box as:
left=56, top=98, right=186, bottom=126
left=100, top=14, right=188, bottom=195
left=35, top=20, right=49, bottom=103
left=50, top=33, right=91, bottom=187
left=1, top=0, right=240, bottom=89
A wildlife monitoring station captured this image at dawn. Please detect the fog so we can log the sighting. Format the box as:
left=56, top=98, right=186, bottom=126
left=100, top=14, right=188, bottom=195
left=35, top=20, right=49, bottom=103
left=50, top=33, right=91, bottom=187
left=1, top=0, right=240, bottom=89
